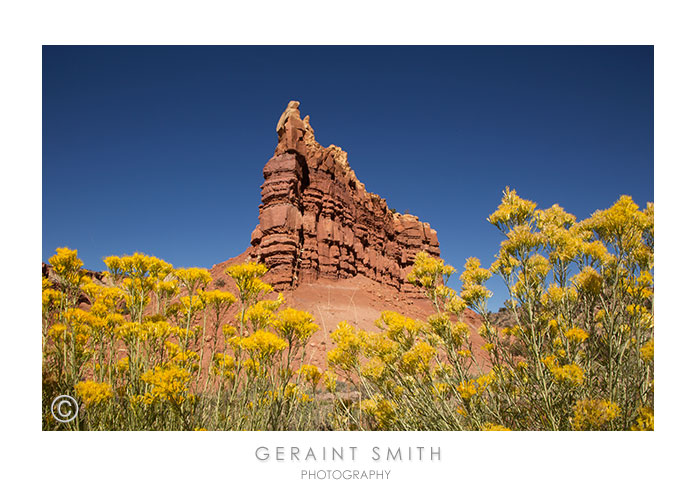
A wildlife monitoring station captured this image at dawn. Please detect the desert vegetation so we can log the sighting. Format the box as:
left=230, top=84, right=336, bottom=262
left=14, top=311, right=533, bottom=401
left=42, top=189, right=653, bottom=430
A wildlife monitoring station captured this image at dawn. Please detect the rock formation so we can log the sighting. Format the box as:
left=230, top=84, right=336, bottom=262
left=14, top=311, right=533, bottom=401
left=247, top=101, right=440, bottom=291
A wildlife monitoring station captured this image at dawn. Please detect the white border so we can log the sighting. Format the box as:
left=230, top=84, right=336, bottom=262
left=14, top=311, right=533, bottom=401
left=2, top=1, right=697, bottom=493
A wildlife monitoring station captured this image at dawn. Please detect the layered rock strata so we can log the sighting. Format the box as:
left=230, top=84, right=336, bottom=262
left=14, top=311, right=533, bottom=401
left=247, top=101, right=440, bottom=291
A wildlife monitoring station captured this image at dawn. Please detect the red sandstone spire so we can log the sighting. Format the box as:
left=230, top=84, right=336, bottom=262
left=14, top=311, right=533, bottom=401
left=247, top=100, right=440, bottom=290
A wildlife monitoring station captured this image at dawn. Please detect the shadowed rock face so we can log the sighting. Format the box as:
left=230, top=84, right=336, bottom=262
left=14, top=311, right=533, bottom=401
left=247, top=101, right=440, bottom=291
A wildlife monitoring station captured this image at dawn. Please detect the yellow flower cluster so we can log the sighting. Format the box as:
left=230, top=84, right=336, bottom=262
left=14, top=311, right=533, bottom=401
left=199, top=289, right=237, bottom=310
left=539, top=208, right=581, bottom=264
left=225, top=261, right=267, bottom=280
left=42, top=282, right=62, bottom=314
left=225, top=262, right=270, bottom=303
left=490, top=253, right=520, bottom=277
left=579, top=240, right=612, bottom=265
left=49, top=308, right=91, bottom=348
left=327, top=321, right=366, bottom=372
left=631, top=406, right=654, bottom=431
left=582, top=195, right=643, bottom=242
left=116, top=320, right=178, bottom=342
left=140, top=321, right=176, bottom=341
left=322, top=370, right=338, bottom=393
left=284, top=383, right=299, bottom=400
left=165, top=341, right=199, bottom=370
left=572, top=266, right=603, bottom=296
left=544, top=289, right=577, bottom=315
left=564, top=327, right=589, bottom=344
left=524, top=254, right=551, bottom=280
left=500, top=225, right=544, bottom=257
left=241, top=295, right=284, bottom=331
left=49, top=247, right=84, bottom=288
left=375, top=311, right=421, bottom=344
left=571, top=399, right=620, bottom=430
left=239, top=330, right=288, bottom=359
left=461, top=257, right=492, bottom=286
left=104, top=253, right=173, bottom=283
left=243, top=358, right=262, bottom=375
left=75, top=380, right=113, bottom=407
left=554, top=364, right=584, bottom=386
left=427, top=314, right=469, bottom=349
left=298, top=364, right=322, bottom=388
left=360, top=396, right=398, bottom=430
left=273, top=307, right=319, bottom=344
left=178, top=295, right=204, bottom=316
left=487, top=187, right=537, bottom=230
left=173, top=267, right=212, bottom=294
left=543, top=355, right=584, bottom=386
left=139, top=366, right=191, bottom=405
left=116, top=357, right=129, bottom=373
left=363, top=332, right=400, bottom=365
left=406, top=251, right=456, bottom=289
left=212, top=353, right=237, bottom=379
left=360, top=358, right=387, bottom=382
left=460, top=283, right=492, bottom=308
left=460, top=257, right=493, bottom=307
left=457, top=371, right=495, bottom=400
left=444, top=293, right=467, bottom=315
left=400, top=341, right=435, bottom=375
left=537, top=204, right=576, bottom=230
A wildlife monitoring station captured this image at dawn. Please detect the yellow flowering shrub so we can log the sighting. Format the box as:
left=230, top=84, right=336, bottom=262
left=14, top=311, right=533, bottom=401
left=454, top=190, right=653, bottom=431
left=42, top=188, right=653, bottom=431
left=43, top=250, right=325, bottom=431
left=317, top=190, right=653, bottom=431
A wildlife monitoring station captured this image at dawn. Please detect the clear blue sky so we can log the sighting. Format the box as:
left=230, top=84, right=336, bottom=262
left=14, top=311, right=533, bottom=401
left=43, top=46, right=653, bottom=310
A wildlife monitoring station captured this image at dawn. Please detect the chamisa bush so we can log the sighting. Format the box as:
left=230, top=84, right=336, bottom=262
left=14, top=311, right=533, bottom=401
left=328, top=188, right=653, bottom=431
left=42, top=253, right=327, bottom=430
left=42, top=188, right=653, bottom=431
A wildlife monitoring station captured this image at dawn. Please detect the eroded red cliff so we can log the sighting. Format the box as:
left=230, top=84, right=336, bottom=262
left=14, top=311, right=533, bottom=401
left=246, top=101, right=440, bottom=291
